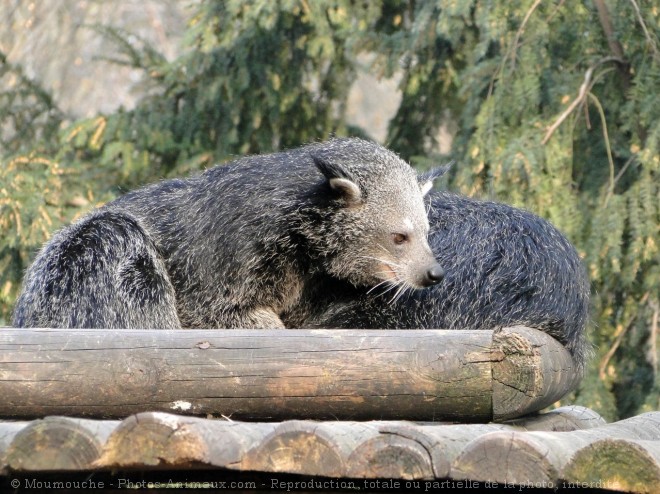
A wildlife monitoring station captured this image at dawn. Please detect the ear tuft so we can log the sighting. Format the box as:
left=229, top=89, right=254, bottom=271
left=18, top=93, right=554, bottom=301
left=313, top=154, right=352, bottom=181
left=418, top=162, right=453, bottom=196
left=313, top=154, right=363, bottom=205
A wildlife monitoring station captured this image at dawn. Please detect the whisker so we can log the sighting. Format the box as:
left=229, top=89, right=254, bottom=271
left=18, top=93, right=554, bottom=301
left=367, top=279, right=391, bottom=295
left=390, top=281, right=413, bottom=304
left=376, top=243, right=393, bottom=257
left=378, top=281, right=400, bottom=297
left=401, top=281, right=414, bottom=301
left=358, top=254, right=403, bottom=270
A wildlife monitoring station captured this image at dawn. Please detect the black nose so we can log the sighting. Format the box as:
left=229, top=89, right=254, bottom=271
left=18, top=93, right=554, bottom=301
left=424, top=264, right=444, bottom=286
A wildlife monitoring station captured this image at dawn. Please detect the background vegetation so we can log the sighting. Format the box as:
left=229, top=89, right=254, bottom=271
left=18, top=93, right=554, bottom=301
left=1, top=0, right=658, bottom=420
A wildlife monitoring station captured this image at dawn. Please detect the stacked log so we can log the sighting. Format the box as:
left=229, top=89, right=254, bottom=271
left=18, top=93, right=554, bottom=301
left=1, top=407, right=657, bottom=493
left=0, top=327, right=579, bottom=421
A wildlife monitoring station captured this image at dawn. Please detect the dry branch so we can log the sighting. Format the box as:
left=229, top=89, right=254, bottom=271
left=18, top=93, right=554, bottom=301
left=542, top=57, right=622, bottom=145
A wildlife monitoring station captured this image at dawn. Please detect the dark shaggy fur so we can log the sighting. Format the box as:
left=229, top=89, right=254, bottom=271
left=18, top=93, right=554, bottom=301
left=288, top=192, right=591, bottom=369
left=12, top=210, right=180, bottom=329
left=13, top=138, right=443, bottom=329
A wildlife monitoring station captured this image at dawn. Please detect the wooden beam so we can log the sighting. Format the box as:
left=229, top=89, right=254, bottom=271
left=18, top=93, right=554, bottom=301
left=241, top=421, right=380, bottom=477
left=451, top=412, right=660, bottom=486
left=0, top=327, right=580, bottom=421
left=91, top=407, right=606, bottom=478
left=96, top=412, right=277, bottom=469
left=492, top=326, right=582, bottom=420
left=346, top=431, right=435, bottom=479
left=503, top=405, right=606, bottom=432
left=4, top=409, right=658, bottom=485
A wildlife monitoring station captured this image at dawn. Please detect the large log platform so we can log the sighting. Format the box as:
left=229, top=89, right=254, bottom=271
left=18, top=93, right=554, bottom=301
left=0, top=408, right=658, bottom=492
left=1, top=327, right=657, bottom=492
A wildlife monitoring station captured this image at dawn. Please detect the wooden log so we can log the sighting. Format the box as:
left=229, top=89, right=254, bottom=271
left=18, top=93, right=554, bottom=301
left=561, top=438, right=660, bottom=493
left=377, top=422, right=510, bottom=479
left=4, top=417, right=118, bottom=471
left=241, top=421, right=380, bottom=477
left=0, top=422, right=29, bottom=475
left=502, top=405, right=606, bottom=432
left=492, top=326, right=582, bottom=420
left=0, top=327, right=579, bottom=421
left=346, top=427, right=435, bottom=480
left=96, top=411, right=276, bottom=469
left=451, top=412, right=660, bottom=486
left=345, top=406, right=605, bottom=479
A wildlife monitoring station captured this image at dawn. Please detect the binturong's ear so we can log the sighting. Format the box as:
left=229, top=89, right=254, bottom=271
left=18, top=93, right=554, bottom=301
left=418, top=162, right=453, bottom=196
left=313, top=155, right=363, bottom=205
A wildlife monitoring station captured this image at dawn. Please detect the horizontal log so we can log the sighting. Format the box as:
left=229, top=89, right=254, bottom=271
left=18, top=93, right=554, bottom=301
left=240, top=421, right=381, bottom=477
left=0, top=407, right=605, bottom=478
left=7, top=409, right=660, bottom=487
left=0, top=422, right=28, bottom=475
left=346, top=430, right=435, bottom=480
left=86, top=406, right=612, bottom=479
left=492, top=326, right=582, bottom=420
left=367, top=407, right=603, bottom=479
left=96, top=412, right=277, bottom=469
left=502, top=405, right=606, bottom=432
left=4, top=417, right=118, bottom=471
left=451, top=411, right=660, bottom=486
left=0, top=327, right=579, bottom=421
left=562, top=438, right=660, bottom=493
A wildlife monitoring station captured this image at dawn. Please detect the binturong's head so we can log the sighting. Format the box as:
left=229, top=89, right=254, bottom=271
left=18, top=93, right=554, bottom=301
left=307, top=138, right=448, bottom=300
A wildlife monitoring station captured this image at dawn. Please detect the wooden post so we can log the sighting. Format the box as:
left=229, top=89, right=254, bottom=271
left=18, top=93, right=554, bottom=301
left=0, top=327, right=579, bottom=421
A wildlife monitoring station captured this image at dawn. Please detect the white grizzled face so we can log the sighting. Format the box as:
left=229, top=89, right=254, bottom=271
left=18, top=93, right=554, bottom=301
left=345, top=173, right=444, bottom=297
left=312, top=143, right=444, bottom=297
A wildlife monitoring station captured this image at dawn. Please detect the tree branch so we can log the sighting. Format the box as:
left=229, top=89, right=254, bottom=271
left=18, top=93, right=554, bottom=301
left=628, top=0, right=660, bottom=63
left=593, top=0, right=631, bottom=85
left=542, top=57, right=622, bottom=144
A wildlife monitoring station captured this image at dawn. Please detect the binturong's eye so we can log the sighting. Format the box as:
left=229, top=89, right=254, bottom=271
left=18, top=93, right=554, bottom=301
left=391, top=233, right=409, bottom=245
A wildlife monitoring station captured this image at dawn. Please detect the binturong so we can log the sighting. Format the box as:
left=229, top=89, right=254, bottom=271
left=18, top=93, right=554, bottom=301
left=12, top=138, right=446, bottom=330
left=288, top=167, right=591, bottom=371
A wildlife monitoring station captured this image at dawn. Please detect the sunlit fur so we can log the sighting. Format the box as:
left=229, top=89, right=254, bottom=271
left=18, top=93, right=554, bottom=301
left=290, top=192, right=591, bottom=371
left=12, top=138, right=441, bottom=329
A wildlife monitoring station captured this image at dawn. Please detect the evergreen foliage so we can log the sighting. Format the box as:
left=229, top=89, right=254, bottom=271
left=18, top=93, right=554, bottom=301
left=1, top=0, right=658, bottom=419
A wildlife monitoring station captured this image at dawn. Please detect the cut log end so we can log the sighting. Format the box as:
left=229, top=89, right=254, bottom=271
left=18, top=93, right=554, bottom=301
left=492, top=326, right=582, bottom=420
left=451, top=431, right=557, bottom=484
left=6, top=417, right=116, bottom=471
left=562, top=439, right=660, bottom=493
left=347, top=433, right=434, bottom=480
left=242, top=421, right=345, bottom=477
